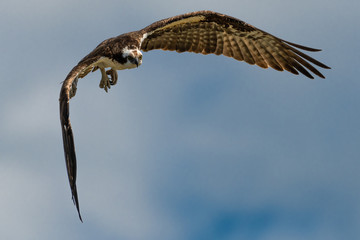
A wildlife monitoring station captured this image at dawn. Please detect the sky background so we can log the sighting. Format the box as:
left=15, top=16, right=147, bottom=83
left=1, top=0, right=359, bottom=239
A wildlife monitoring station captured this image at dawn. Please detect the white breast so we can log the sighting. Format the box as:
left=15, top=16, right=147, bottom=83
left=94, top=57, right=137, bottom=70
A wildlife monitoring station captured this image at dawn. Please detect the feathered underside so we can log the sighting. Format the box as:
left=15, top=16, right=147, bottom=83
left=60, top=10, right=330, bottom=222
left=140, top=10, right=330, bottom=79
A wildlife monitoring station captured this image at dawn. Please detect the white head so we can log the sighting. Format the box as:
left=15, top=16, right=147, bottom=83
left=121, top=47, right=143, bottom=69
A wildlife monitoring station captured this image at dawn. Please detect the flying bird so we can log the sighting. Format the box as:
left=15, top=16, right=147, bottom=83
left=60, top=10, right=330, bottom=221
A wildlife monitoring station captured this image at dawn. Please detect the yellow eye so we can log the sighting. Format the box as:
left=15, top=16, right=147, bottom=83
left=139, top=55, right=143, bottom=60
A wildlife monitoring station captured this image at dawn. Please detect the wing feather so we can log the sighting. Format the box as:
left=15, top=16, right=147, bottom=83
left=238, top=38, right=255, bottom=65
left=271, top=45, right=296, bottom=73
left=230, top=37, right=243, bottom=61
left=214, top=30, right=224, bottom=56
left=59, top=57, right=101, bottom=222
left=189, top=29, right=200, bottom=52
left=255, top=40, right=284, bottom=71
left=140, top=10, right=330, bottom=78
left=245, top=39, right=268, bottom=68
left=289, top=51, right=325, bottom=78
left=289, top=59, right=314, bottom=79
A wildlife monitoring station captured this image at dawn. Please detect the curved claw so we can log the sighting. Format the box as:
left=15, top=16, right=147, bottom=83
left=99, top=68, right=111, bottom=92
left=106, top=69, right=118, bottom=86
left=99, top=68, right=119, bottom=92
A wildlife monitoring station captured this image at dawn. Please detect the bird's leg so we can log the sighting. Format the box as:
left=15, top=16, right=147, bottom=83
left=99, top=68, right=111, bottom=92
left=106, top=69, right=118, bottom=86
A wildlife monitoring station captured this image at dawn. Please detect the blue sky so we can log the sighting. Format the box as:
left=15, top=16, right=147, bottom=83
left=1, top=0, right=359, bottom=239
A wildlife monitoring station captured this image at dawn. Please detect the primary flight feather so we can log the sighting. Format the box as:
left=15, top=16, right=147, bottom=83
left=60, top=10, right=330, bottom=221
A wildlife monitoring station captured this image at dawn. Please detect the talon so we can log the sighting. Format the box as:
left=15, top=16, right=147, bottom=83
left=99, top=68, right=111, bottom=92
left=106, top=69, right=118, bottom=86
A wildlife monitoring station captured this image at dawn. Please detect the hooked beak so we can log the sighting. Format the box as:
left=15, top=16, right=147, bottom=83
left=130, top=58, right=139, bottom=68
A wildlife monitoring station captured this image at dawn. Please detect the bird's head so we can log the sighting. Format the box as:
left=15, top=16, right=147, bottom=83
left=121, top=47, right=143, bottom=69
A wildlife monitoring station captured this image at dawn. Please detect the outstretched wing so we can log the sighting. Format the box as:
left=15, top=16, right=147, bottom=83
left=59, top=56, right=101, bottom=222
left=140, top=10, right=330, bottom=78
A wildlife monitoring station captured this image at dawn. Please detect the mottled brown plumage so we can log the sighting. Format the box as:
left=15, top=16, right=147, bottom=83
left=140, top=11, right=329, bottom=78
left=60, top=10, right=330, bottom=221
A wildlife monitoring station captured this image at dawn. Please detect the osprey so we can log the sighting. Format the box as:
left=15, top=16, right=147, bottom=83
left=60, top=10, right=330, bottom=221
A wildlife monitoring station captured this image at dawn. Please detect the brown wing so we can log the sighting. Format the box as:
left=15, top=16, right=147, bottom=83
left=59, top=56, right=101, bottom=222
left=140, top=10, right=330, bottom=78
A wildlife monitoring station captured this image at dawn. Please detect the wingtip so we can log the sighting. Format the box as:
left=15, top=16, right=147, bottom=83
left=284, top=40, right=322, bottom=52
left=77, top=205, right=83, bottom=222
left=75, top=203, right=83, bottom=222
left=72, top=190, right=83, bottom=222
left=72, top=197, right=83, bottom=222
left=78, top=212, right=83, bottom=222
